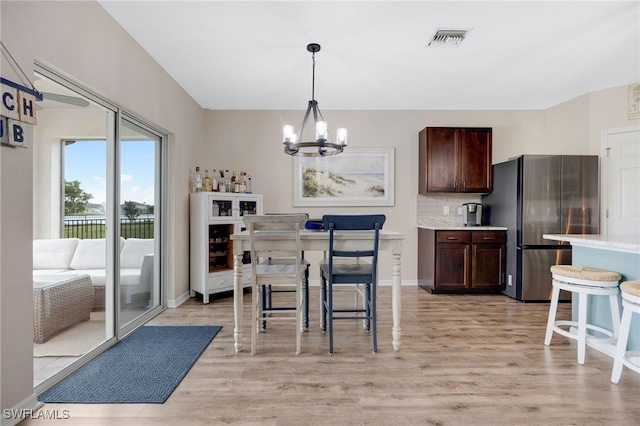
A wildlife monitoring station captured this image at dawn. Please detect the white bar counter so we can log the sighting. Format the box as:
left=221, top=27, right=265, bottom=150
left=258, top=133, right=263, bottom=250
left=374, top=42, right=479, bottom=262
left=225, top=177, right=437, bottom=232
left=544, top=233, right=640, bottom=353
left=543, top=234, right=640, bottom=254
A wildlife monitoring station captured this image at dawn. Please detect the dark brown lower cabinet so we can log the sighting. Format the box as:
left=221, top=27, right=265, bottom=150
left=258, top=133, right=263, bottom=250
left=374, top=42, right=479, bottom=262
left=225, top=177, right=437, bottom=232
left=418, top=229, right=506, bottom=294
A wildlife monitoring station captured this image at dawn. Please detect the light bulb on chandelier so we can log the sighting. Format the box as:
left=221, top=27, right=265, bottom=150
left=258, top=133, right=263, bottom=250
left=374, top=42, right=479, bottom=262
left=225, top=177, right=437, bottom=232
left=283, top=43, right=347, bottom=157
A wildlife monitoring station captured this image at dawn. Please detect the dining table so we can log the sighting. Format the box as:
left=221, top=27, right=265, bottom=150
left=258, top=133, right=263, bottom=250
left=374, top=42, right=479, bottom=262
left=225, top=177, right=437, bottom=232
left=230, top=228, right=405, bottom=353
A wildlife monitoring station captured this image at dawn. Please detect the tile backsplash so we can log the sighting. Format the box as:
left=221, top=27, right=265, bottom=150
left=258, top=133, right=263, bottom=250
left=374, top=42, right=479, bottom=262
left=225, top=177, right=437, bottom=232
left=417, top=193, right=482, bottom=227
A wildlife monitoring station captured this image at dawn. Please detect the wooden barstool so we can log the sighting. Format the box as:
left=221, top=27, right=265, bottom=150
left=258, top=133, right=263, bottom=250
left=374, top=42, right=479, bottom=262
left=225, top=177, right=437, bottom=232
left=611, top=280, right=640, bottom=384
left=544, top=265, right=622, bottom=365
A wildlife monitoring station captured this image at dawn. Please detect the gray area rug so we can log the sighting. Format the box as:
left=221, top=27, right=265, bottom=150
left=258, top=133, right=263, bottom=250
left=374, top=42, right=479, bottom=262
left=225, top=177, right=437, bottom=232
left=38, top=325, right=222, bottom=403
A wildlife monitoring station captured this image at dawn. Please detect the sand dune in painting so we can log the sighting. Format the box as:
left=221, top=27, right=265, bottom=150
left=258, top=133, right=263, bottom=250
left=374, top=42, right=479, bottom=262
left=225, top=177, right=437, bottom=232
left=302, top=168, right=384, bottom=198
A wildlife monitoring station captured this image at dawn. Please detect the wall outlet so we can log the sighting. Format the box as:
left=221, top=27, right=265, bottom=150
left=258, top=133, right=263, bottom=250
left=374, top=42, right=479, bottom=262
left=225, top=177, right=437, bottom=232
left=443, top=206, right=450, bottom=215
left=457, top=206, right=463, bottom=215
left=508, top=275, right=513, bottom=286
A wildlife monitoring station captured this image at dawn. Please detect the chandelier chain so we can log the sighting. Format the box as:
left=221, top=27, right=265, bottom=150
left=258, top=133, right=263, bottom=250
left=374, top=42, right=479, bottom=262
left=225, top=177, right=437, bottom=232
left=311, top=51, right=316, bottom=102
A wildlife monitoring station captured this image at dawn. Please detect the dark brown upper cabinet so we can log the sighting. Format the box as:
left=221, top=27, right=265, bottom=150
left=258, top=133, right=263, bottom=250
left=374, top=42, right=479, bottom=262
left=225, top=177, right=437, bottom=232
left=418, top=127, right=492, bottom=194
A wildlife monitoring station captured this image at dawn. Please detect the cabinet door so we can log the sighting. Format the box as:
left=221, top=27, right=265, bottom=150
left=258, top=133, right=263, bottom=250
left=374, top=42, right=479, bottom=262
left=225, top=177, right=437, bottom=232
left=459, top=128, right=492, bottom=193
left=435, top=243, right=469, bottom=290
left=425, top=127, right=459, bottom=192
left=208, top=195, right=234, bottom=220
left=471, top=243, right=505, bottom=290
left=236, top=196, right=261, bottom=219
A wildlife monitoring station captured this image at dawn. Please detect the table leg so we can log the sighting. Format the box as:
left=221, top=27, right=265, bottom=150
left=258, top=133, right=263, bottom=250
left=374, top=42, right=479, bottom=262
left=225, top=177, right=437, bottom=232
left=392, top=251, right=402, bottom=350
left=233, top=254, right=244, bottom=353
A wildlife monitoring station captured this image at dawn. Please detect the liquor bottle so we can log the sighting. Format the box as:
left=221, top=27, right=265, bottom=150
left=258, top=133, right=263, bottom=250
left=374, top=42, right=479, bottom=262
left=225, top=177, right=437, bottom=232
left=194, top=167, right=202, bottom=193
left=224, top=170, right=231, bottom=192
left=232, top=170, right=239, bottom=192
left=245, top=172, right=252, bottom=194
left=211, top=169, right=219, bottom=192
left=239, top=172, right=247, bottom=193
left=202, top=169, right=213, bottom=192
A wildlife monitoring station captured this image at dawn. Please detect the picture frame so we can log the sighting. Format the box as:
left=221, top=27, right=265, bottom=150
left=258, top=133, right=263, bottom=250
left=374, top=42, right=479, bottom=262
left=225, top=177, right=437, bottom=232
left=292, top=147, right=395, bottom=207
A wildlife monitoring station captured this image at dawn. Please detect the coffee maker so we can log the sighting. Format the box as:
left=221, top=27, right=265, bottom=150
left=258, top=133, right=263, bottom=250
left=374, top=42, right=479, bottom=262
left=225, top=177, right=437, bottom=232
left=463, top=203, right=483, bottom=226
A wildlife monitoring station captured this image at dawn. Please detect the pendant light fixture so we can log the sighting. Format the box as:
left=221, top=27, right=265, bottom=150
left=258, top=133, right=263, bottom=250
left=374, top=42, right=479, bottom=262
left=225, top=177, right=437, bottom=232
left=283, top=43, right=347, bottom=157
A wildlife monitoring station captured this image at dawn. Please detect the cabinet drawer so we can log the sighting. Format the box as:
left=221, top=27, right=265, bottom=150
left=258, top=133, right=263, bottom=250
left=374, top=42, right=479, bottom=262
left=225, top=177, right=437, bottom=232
left=207, top=273, right=233, bottom=292
left=206, top=267, right=253, bottom=292
left=436, top=231, right=471, bottom=243
left=472, top=231, right=506, bottom=244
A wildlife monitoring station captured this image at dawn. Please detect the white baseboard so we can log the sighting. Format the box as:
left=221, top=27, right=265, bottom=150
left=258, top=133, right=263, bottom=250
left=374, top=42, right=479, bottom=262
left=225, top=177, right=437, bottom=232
left=167, top=290, right=191, bottom=308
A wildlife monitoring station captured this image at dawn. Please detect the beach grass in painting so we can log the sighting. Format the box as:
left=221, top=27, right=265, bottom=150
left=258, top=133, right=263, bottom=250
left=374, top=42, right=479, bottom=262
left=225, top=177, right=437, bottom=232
left=302, top=167, right=385, bottom=198
left=293, top=148, right=394, bottom=206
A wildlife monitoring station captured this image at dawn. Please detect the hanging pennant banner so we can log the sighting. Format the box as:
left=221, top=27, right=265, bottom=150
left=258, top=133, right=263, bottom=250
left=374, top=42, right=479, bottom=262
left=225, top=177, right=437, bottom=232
left=1, top=77, right=40, bottom=148
left=1, top=77, right=38, bottom=125
left=0, top=115, right=7, bottom=144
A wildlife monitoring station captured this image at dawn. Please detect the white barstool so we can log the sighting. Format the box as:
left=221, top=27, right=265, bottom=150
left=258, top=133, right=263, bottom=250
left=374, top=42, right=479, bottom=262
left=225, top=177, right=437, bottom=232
left=611, top=280, right=640, bottom=384
left=544, top=265, right=622, bottom=365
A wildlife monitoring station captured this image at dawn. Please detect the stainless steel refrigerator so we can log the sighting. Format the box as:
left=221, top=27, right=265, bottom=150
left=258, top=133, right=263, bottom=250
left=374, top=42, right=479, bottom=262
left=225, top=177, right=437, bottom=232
left=482, top=155, right=599, bottom=302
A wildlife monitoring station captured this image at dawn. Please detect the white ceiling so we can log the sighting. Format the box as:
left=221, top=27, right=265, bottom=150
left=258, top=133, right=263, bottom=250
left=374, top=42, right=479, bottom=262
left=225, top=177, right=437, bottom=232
left=97, top=0, right=640, bottom=111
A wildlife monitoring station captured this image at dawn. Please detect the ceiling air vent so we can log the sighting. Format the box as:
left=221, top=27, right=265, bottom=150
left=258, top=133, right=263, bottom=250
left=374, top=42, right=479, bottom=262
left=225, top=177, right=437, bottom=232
left=427, top=28, right=472, bottom=47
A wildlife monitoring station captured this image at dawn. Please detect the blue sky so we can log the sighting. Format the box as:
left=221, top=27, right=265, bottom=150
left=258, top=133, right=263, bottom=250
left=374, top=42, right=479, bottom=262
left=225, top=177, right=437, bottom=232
left=64, top=140, right=155, bottom=205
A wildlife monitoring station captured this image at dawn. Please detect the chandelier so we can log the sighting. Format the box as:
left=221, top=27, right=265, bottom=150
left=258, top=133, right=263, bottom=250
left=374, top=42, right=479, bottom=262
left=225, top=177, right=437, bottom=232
left=283, top=43, right=347, bottom=157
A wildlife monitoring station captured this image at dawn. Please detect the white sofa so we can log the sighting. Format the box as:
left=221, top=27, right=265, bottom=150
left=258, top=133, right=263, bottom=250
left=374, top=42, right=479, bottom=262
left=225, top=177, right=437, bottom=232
left=33, top=237, right=154, bottom=309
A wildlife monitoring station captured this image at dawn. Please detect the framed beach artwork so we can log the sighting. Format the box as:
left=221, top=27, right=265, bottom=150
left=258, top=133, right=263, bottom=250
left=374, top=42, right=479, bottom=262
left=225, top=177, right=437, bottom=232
left=292, top=147, right=395, bottom=207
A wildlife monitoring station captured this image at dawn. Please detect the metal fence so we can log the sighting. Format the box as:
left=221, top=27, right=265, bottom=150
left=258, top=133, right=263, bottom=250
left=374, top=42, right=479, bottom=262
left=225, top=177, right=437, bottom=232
left=64, top=216, right=154, bottom=239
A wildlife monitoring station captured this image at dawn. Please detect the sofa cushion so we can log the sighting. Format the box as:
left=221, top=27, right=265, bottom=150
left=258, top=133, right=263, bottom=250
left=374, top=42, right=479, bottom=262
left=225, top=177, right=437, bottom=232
left=70, top=238, right=125, bottom=270
left=120, top=238, right=154, bottom=268
left=69, top=269, right=106, bottom=286
left=70, top=239, right=107, bottom=270
left=33, top=269, right=71, bottom=277
left=33, top=238, right=79, bottom=270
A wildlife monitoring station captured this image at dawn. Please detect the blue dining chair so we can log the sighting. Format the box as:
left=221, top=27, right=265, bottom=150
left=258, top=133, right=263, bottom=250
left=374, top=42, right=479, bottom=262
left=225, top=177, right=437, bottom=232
left=319, top=214, right=386, bottom=354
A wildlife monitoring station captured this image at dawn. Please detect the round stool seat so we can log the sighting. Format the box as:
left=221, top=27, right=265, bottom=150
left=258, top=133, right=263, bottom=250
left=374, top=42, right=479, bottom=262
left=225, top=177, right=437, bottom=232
left=611, top=281, right=640, bottom=384
left=545, top=265, right=622, bottom=365
left=550, top=265, right=622, bottom=286
left=620, top=280, right=640, bottom=303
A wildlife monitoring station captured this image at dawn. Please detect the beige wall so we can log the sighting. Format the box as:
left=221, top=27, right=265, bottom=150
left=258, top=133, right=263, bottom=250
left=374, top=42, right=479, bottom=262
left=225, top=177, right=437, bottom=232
left=204, top=105, right=637, bottom=284
left=205, top=90, right=637, bottom=285
left=1, top=0, right=205, bottom=414
left=1, top=0, right=638, bottom=417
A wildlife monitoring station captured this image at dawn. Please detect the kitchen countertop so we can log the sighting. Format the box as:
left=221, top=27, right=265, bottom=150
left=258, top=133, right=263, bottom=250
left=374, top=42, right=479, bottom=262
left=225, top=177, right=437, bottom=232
left=417, top=224, right=508, bottom=231
left=543, top=234, right=640, bottom=254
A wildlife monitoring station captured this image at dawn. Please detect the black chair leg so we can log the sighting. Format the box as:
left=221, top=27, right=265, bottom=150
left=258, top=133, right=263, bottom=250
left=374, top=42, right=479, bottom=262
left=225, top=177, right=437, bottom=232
left=320, top=274, right=327, bottom=332
left=304, top=266, right=310, bottom=329
left=328, top=281, right=334, bottom=354
left=260, top=285, right=268, bottom=330
left=371, top=282, right=377, bottom=353
left=364, top=283, right=371, bottom=332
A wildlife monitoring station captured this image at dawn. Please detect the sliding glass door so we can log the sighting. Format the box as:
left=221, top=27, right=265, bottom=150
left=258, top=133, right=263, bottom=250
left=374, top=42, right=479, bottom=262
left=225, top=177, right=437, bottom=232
left=118, top=117, right=163, bottom=335
left=33, top=65, right=166, bottom=389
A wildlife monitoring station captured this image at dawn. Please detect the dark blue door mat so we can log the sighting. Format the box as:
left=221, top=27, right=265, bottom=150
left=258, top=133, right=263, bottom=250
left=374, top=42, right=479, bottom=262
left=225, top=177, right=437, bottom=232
left=38, top=325, right=222, bottom=403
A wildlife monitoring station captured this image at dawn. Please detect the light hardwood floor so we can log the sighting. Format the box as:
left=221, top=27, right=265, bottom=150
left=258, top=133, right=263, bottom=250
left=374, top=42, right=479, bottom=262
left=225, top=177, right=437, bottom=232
left=26, top=286, right=639, bottom=425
